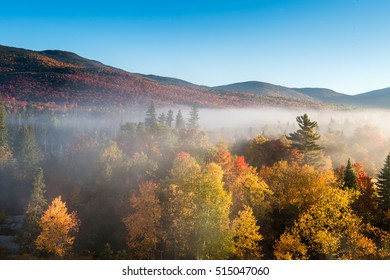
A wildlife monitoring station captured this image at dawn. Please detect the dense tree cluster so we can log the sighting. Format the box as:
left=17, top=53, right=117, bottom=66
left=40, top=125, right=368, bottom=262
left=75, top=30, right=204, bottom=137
left=0, top=104, right=389, bottom=260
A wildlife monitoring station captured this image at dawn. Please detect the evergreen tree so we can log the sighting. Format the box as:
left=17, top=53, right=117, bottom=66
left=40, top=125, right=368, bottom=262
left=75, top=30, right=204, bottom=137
left=187, top=106, right=200, bottom=130
left=166, top=109, right=174, bottom=127
left=16, top=125, right=42, bottom=172
left=18, top=168, right=47, bottom=253
left=0, top=98, right=12, bottom=165
left=377, top=154, right=390, bottom=211
left=145, top=102, right=157, bottom=127
left=158, top=113, right=166, bottom=125
left=287, top=114, right=323, bottom=166
left=343, top=158, right=357, bottom=189
left=0, top=98, right=11, bottom=152
left=175, top=110, right=185, bottom=129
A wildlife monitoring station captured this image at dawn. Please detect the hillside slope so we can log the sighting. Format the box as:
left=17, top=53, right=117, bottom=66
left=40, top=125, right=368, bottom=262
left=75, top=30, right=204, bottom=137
left=0, top=45, right=324, bottom=108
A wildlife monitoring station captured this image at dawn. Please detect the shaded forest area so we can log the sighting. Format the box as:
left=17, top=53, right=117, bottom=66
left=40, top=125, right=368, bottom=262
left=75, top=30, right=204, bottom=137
left=0, top=101, right=389, bottom=259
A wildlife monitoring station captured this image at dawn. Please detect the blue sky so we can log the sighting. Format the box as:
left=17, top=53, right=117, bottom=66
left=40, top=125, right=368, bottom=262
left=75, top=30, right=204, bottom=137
left=1, top=0, right=390, bottom=94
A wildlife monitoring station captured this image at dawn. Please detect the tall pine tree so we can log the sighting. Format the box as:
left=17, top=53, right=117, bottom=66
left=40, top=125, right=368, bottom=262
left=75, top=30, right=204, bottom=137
left=175, top=110, right=185, bottom=129
left=145, top=102, right=157, bottom=127
left=18, top=168, right=47, bottom=253
left=377, top=153, right=390, bottom=211
left=166, top=109, right=174, bottom=127
left=158, top=113, right=166, bottom=125
left=0, top=98, right=12, bottom=165
left=343, top=158, right=357, bottom=189
left=16, top=125, right=41, bottom=173
left=287, top=114, right=323, bottom=166
left=187, top=106, right=200, bottom=130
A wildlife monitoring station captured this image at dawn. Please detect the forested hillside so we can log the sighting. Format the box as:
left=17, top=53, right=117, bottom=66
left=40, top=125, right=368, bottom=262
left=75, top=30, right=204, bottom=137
left=0, top=45, right=324, bottom=109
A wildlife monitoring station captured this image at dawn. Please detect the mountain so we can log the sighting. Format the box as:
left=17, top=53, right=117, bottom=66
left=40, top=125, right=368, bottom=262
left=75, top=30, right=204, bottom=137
left=294, top=87, right=390, bottom=108
left=1, top=45, right=389, bottom=109
left=0, top=45, right=324, bottom=109
left=215, top=81, right=317, bottom=102
left=293, top=88, right=354, bottom=105
left=138, top=74, right=199, bottom=88
left=0, top=46, right=322, bottom=108
left=352, top=88, right=390, bottom=108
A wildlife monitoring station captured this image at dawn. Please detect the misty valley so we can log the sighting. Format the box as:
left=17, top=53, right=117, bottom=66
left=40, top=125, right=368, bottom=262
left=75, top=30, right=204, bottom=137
left=0, top=102, right=390, bottom=260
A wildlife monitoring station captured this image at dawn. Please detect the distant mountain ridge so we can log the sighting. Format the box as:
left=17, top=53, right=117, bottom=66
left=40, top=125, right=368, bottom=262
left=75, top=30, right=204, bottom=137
left=0, top=45, right=324, bottom=108
left=216, top=81, right=318, bottom=102
left=0, top=45, right=389, bottom=109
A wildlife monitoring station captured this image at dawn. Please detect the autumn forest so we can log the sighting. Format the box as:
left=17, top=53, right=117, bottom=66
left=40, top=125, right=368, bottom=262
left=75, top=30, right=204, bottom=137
left=0, top=101, right=389, bottom=260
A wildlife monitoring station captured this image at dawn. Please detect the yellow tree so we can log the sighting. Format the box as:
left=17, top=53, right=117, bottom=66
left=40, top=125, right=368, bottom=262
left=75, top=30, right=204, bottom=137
left=165, top=153, right=233, bottom=259
left=274, top=188, right=384, bottom=260
left=260, top=160, right=335, bottom=240
left=35, top=196, right=80, bottom=258
left=99, top=140, right=123, bottom=179
left=123, top=181, right=162, bottom=259
left=232, top=205, right=263, bottom=259
left=194, top=162, right=233, bottom=259
left=229, top=156, right=272, bottom=220
left=166, top=184, right=196, bottom=259
left=164, top=152, right=200, bottom=259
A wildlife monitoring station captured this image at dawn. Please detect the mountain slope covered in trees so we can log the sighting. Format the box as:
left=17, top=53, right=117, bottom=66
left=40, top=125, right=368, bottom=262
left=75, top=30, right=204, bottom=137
left=1, top=45, right=390, bottom=109
left=0, top=45, right=323, bottom=109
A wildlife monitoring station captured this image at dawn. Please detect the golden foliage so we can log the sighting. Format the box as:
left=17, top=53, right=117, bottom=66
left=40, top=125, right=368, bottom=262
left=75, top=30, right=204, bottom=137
left=260, top=161, right=335, bottom=213
left=122, top=181, right=162, bottom=259
left=274, top=188, right=379, bottom=260
left=35, top=196, right=79, bottom=258
left=232, top=205, right=263, bottom=259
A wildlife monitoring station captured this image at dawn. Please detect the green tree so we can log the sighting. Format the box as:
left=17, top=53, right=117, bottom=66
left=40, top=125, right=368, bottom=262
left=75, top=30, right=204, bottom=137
left=343, top=158, right=357, bottom=189
left=16, top=125, right=42, bottom=172
left=287, top=114, right=323, bottom=166
left=175, top=110, right=185, bottom=129
left=0, top=98, right=12, bottom=166
left=18, top=168, right=47, bottom=253
left=377, top=153, right=390, bottom=211
left=145, top=102, right=157, bottom=127
left=166, top=109, right=174, bottom=127
left=99, top=140, right=123, bottom=179
left=231, top=205, right=263, bottom=259
left=187, top=106, right=200, bottom=130
left=158, top=113, right=166, bottom=125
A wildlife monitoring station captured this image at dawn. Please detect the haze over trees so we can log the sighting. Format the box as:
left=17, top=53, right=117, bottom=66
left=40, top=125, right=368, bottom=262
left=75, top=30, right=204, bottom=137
left=0, top=102, right=389, bottom=260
